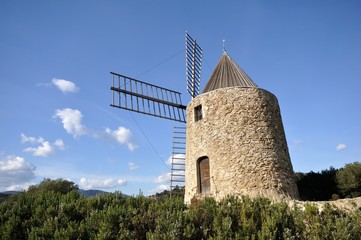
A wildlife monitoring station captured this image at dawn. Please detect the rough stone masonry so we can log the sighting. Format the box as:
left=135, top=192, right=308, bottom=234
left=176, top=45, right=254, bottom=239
left=185, top=87, right=299, bottom=204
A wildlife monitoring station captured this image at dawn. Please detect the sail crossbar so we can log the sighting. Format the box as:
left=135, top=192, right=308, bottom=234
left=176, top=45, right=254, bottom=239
left=170, top=126, right=186, bottom=192
left=186, top=32, right=203, bottom=98
left=110, top=72, right=187, bottom=123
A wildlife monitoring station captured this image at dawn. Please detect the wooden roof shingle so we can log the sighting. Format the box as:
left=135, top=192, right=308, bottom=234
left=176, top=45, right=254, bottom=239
left=202, top=52, right=257, bottom=93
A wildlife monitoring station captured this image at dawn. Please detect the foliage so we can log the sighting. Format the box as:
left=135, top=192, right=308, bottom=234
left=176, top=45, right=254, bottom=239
left=2, top=165, right=361, bottom=239
left=27, top=178, right=79, bottom=195
left=1, top=180, right=361, bottom=239
left=296, top=167, right=340, bottom=201
left=0, top=193, right=10, bottom=202
left=336, top=162, right=361, bottom=198
left=150, top=185, right=185, bottom=202
left=296, top=162, right=361, bottom=201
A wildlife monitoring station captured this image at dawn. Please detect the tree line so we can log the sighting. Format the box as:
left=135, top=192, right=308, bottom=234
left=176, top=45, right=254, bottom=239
left=296, top=162, right=361, bottom=201
left=1, top=175, right=361, bottom=239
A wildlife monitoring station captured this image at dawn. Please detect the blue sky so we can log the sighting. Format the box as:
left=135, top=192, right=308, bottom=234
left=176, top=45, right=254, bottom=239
left=1, top=1, right=360, bottom=195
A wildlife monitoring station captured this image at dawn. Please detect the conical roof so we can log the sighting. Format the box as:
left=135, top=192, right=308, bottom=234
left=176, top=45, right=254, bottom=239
left=202, top=52, right=257, bottom=93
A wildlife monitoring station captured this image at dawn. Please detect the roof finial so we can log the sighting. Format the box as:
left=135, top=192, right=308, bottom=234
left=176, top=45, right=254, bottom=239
left=223, top=39, right=226, bottom=54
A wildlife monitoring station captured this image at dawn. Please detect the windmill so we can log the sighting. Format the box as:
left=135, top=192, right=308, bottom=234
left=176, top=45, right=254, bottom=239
left=109, top=32, right=203, bottom=192
left=110, top=33, right=299, bottom=203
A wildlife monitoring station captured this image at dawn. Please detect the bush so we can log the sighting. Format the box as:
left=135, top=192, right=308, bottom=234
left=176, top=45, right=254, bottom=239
left=336, top=162, right=361, bottom=198
left=296, top=167, right=339, bottom=201
left=1, top=180, right=361, bottom=239
left=28, top=178, right=79, bottom=195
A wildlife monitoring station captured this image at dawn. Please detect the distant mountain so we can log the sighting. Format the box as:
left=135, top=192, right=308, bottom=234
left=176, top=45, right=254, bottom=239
left=0, top=193, right=8, bottom=201
left=0, top=189, right=127, bottom=201
left=1, top=191, right=20, bottom=195
left=79, top=189, right=129, bottom=198
left=78, top=189, right=110, bottom=197
left=0, top=189, right=108, bottom=198
left=0, top=191, right=20, bottom=201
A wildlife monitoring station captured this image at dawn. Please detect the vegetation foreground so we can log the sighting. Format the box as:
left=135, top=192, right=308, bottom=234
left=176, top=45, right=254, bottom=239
left=1, top=180, right=361, bottom=239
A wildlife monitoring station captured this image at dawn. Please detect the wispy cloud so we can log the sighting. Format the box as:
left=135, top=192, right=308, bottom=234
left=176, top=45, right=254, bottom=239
left=52, top=78, right=79, bottom=94
left=20, top=134, right=38, bottom=144
left=336, top=144, right=347, bottom=151
left=53, top=108, right=87, bottom=138
left=0, top=155, right=36, bottom=191
left=79, top=177, right=127, bottom=189
left=128, top=162, right=139, bottom=170
left=21, top=133, right=64, bottom=157
left=290, top=139, right=303, bottom=151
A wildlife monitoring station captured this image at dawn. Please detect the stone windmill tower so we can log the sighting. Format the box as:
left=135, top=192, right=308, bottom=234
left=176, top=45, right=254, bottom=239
left=109, top=33, right=299, bottom=202
left=184, top=51, right=299, bottom=203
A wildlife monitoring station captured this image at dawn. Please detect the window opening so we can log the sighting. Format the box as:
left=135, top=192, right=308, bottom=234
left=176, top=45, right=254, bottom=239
left=194, top=105, right=203, bottom=122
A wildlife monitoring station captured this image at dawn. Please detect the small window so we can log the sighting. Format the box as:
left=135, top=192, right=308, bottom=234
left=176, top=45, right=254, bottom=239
left=194, top=105, right=203, bottom=122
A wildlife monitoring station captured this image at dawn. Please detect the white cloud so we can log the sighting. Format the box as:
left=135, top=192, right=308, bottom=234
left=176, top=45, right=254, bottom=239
left=52, top=78, right=79, bottom=94
left=53, top=109, right=137, bottom=152
left=165, top=154, right=186, bottom=166
left=24, top=141, right=54, bottom=157
left=156, top=184, right=170, bottom=192
left=149, top=184, right=170, bottom=195
left=152, top=167, right=185, bottom=194
left=128, top=162, right=139, bottom=170
left=104, top=127, right=138, bottom=151
left=21, top=133, right=65, bottom=157
left=5, top=183, right=33, bottom=192
left=54, top=108, right=87, bottom=137
left=79, top=177, right=127, bottom=189
left=0, top=155, right=36, bottom=190
left=105, top=127, right=131, bottom=144
left=53, top=139, right=65, bottom=150
left=20, top=133, right=38, bottom=144
left=336, top=144, right=347, bottom=151
left=155, top=170, right=184, bottom=182
left=154, top=172, right=171, bottom=184
left=155, top=154, right=186, bottom=192
left=127, top=143, right=138, bottom=152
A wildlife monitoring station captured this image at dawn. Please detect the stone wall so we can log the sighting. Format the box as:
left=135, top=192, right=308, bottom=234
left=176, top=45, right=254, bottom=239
left=184, top=87, right=299, bottom=204
left=289, top=197, right=361, bottom=212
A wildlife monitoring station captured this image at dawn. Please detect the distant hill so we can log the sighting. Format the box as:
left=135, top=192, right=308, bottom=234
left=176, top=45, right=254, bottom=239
left=78, top=189, right=110, bottom=197
left=78, top=190, right=130, bottom=198
left=0, top=191, right=21, bottom=201
left=1, top=191, right=20, bottom=195
left=0, top=189, right=127, bottom=201
left=0, top=193, right=9, bottom=202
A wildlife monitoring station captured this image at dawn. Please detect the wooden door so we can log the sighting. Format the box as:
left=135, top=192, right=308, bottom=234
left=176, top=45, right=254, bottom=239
left=199, top=157, right=210, bottom=195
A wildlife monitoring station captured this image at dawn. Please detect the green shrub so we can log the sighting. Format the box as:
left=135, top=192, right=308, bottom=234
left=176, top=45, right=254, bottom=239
left=1, top=181, right=361, bottom=239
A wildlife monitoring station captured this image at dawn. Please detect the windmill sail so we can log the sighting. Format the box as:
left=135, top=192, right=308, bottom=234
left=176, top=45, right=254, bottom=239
left=170, top=126, right=186, bottom=192
left=110, top=72, right=187, bottom=123
left=185, top=32, right=203, bottom=98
